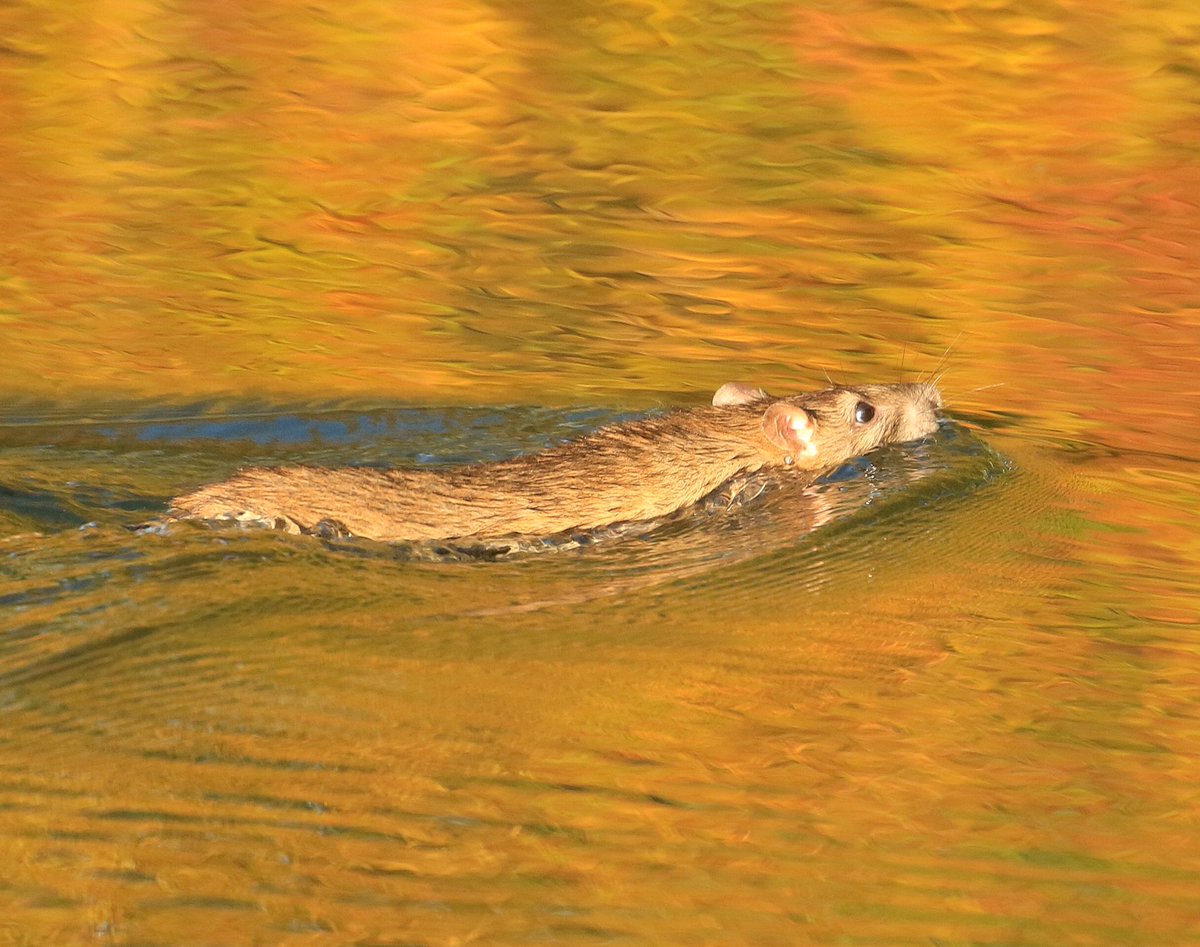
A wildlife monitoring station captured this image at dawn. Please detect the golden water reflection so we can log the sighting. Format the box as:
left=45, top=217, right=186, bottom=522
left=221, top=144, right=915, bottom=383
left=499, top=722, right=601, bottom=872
left=1, top=0, right=1196, bottom=427
left=2, top=0, right=1200, bottom=943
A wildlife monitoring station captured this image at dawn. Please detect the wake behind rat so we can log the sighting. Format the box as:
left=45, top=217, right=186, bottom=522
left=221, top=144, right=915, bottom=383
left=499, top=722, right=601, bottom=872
left=169, top=380, right=943, bottom=543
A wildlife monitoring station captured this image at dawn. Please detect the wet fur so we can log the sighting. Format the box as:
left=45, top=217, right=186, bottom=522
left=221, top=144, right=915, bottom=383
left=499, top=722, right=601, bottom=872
left=171, top=381, right=942, bottom=543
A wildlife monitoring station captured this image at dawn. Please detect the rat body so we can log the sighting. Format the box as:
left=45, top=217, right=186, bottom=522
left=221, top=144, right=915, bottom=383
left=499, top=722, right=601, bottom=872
left=170, top=380, right=942, bottom=543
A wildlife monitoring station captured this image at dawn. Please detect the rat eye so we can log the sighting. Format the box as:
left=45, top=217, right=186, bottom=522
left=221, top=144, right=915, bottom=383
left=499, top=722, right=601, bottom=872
left=854, top=402, right=876, bottom=424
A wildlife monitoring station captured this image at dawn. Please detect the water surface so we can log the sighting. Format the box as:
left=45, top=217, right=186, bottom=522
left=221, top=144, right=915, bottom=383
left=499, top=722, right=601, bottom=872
left=2, top=0, right=1200, bottom=944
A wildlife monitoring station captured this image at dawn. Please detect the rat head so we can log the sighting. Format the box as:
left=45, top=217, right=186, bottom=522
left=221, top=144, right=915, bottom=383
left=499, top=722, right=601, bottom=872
left=713, top=380, right=943, bottom=470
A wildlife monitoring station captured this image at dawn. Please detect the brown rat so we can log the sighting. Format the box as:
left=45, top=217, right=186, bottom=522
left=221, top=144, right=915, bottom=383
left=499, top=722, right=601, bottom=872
left=169, top=380, right=942, bottom=543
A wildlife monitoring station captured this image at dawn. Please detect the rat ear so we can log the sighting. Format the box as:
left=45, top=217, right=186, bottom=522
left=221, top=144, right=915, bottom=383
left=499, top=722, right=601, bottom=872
left=712, top=382, right=769, bottom=407
left=762, top=402, right=817, bottom=457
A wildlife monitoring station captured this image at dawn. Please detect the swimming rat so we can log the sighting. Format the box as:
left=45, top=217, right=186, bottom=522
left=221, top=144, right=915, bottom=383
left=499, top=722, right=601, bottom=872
left=169, top=380, right=943, bottom=543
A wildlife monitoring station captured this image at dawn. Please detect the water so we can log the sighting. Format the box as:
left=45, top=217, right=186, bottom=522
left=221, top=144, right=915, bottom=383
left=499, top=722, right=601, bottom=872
left=3, top=0, right=1200, bottom=943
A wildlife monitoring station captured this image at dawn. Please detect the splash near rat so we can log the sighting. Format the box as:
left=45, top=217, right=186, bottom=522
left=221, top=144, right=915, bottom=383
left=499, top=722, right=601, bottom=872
left=169, top=381, right=943, bottom=544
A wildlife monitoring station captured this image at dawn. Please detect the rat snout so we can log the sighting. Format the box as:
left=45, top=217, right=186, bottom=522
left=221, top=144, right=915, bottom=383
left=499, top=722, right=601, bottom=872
left=904, top=383, right=943, bottom=439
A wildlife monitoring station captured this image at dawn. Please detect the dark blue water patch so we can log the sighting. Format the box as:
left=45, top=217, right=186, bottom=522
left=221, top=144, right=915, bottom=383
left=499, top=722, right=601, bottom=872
left=115, top=406, right=638, bottom=456
left=121, top=413, right=365, bottom=447
left=105, top=406, right=491, bottom=448
left=0, top=400, right=642, bottom=465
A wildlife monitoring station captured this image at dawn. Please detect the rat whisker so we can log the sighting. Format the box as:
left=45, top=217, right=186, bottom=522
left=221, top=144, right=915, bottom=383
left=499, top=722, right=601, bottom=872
left=925, top=330, right=964, bottom=384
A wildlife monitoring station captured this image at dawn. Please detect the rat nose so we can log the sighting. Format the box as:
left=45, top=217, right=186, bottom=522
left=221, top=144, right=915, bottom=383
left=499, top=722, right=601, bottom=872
left=914, top=381, right=942, bottom=413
